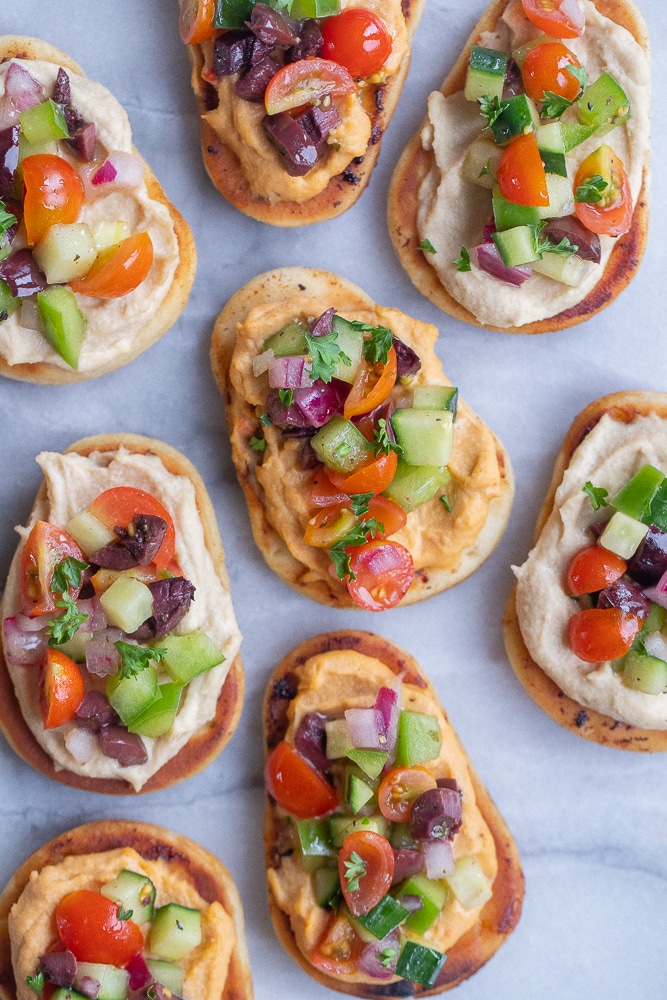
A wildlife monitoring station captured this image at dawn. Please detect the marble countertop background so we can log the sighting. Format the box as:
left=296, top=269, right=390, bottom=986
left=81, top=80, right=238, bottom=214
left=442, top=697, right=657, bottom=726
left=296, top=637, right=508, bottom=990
left=0, top=1, right=665, bottom=997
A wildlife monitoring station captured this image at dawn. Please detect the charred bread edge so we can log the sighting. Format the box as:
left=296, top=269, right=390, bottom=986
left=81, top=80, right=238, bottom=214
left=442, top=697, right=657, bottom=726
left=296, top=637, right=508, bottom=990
left=262, top=630, right=524, bottom=997
left=0, top=35, right=197, bottom=385
left=387, top=0, right=650, bottom=335
left=0, top=819, right=253, bottom=1000
left=210, top=266, right=514, bottom=609
left=0, top=432, right=245, bottom=793
left=502, top=390, right=667, bottom=751
left=187, top=0, right=426, bottom=228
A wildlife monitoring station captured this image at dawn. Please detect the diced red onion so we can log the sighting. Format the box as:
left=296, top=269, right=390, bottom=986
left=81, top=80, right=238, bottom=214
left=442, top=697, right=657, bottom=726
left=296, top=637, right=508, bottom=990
left=374, top=683, right=401, bottom=760
left=85, top=636, right=121, bottom=677
left=126, top=954, right=152, bottom=990
left=643, top=632, right=667, bottom=662
left=14, top=612, right=49, bottom=632
left=356, top=930, right=400, bottom=981
left=398, top=893, right=424, bottom=913
left=253, top=348, right=274, bottom=376
left=423, top=838, right=455, bottom=879
left=344, top=707, right=387, bottom=751
left=268, top=354, right=312, bottom=389
left=81, top=151, right=144, bottom=198
left=91, top=159, right=118, bottom=186
left=0, top=96, right=20, bottom=131
left=475, top=243, right=532, bottom=286
left=5, top=62, right=45, bottom=110
left=392, top=848, right=424, bottom=884
left=64, top=726, right=97, bottom=765
left=481, top=220, right=496, bottom=243
left=643, top=569, right=667, bottom=609
left=77, top=597, right=107, bottom=632
left=2, top=615, right=47, bottom=666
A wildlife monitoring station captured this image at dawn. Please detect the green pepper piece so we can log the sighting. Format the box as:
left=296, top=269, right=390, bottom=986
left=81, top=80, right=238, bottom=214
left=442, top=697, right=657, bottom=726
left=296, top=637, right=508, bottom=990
left=214, top=0, right=254, bottom=29
left=311, top=416, right=369, bottom=474
left=290, top=0, right=341, bottom=14
left=20, top=99, right=68, bottom=145
left=313, top=865, right=341, bottom=908
left=395, top=941, right=447, bottom=987
left=345, top=748, right=388, bottom=779
left=394, top=710, right=441, bottom=767
left=263, top=321, right=308, bottom=357
left=36, top=286, right=87, bottom=369
left=643, top=603, right=667, bottom=635
left=398, top=873, right=450, bottom=934
left=355, top=895, right=410, bottom=940
left=297, top=818, right=335, bottom=858
left=648, top=482, right=667, bottom=533
left=611, top=465, right=664, bottom=522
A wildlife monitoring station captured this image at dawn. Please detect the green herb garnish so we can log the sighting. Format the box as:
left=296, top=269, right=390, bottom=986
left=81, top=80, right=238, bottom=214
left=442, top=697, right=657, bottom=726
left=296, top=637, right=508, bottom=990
left=574, top=174, right=608, bottom=204
left=259, top=412, right=272, bottom=426
left=349, top=493, right=374, bottom=516
left=343, top=850, right=368, bottom=892
left=279, top=388, right=294, bottom=408
left=418, top=238, right=437, bottom=254
left=46, top=592, right=88, bottom=646
left=452, top=246, right=471, bottom=272
left=25, top=974, right=44, bottom=996
left=541, top=66, right=588, bottom=120
left=363, top=324, right=394, bottom=366
left=249, top=435, right=266, bottom=452
left=117, top=904, right=133, bottom=921
left=0, top=200, right=17, bottom=236
left=305, top=330, right=351, bottom=383
left=373, top=418, right=402, bottom=458
left=114, top=642, right=166, bottom=680
left=377, top=947, right=398, bottom=968
left=582, top=480, right=609, bottom=510
left=478, top=93, right=508, bottom=130
left=440, top=494, right=452, bottom=512
left=478, top=157, right=493, bottom=180
left=51, top=556, right=88, bottom=595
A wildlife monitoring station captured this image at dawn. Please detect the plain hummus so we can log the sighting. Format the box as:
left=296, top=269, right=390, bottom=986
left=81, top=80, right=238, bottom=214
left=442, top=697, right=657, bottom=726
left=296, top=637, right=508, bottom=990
left=200, top=0, right=408, bottom=203
left=266, top=650, right=498, bottom=978
left=8, top=846, right=235, bottom=1000
left=514, top=414, right=667, bottom=729
left=0, top=58, right=180, bottom=372
left=417, top=0, right=650, bottom=328
left=3, top=448, right=242, bottom=791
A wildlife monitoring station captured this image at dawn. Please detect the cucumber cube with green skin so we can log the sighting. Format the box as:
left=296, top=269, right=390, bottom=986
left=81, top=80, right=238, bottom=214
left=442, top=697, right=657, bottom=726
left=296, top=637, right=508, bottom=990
left=311, top=416, right=369, bottom=474
left=128, top=682, right=183, bottom=738
left=536, top=173, right=574, bottom=220
left=101, top=868, right=156, bottom=923
left=599, top=511, right=648, bottom=559
left=290, top=0, right=341, bottom=15
left=345, top=747, right=388, bottom=779
left=531, top=253, right=585, bottom=287
left=492, top=189, right=541, bottom=231
left=52, top=988, right=93, bottom=1000
left=395, top=941, right=447, bottom=987
left=159, top=630, right=225, bottom=684
left=622, top=650, right=667, bottom=695
left=464, top=46, right=507, bottom=103
left=390, top=822, right=417, bottom=850
left=214, top=0, right=254, bottom=28
left=313, top=865, right=341, bottom=908
left=33, top=223, right=97, bottom=284
left=36, top=286, right=87, bottom=370
left=325, top=718, right=353, bottom=759
left=492, top=225, right=541, bottom=268
left=145, top=960, right=184, bottom=996
left=560, top=121, right=596, bottom=152
left=149, top=903, right=202, bottom=961
left=0, top=280, right=19, bottom=320
left=330, top=813, right=389, bottom=848
left=490, top=94, right=539, bottom=144
left=412, top=385, right=458, bottom=416
left=643, top=603, right=667, bottom=634
left=75, top=964, right=129, bottom=1000
left=263, top=320, right=308, bottom=357
left=648, top=482, right=667, bottom=532
left=536, top=122, right=567, bottom=177
left=297, top=818, right=335, bottom=858
left=20, top=99, right=68, bottom=144
left=91, top=220, right=132, bottom=252
left=53, top=630, right=94, bottom=663
left=611, top=465, right=664, bottom=521
left=395, top=711, right=441, bottom=767
left=99, top=575, right=153, bottom=633
left=18, top=134, right=58, bottom=164
left=577, top=71, right=631, bottom=131
left=346, top=769, right=376, bottom=814
left=355, top=894, right=411, bottom=940
left=107, top=664, right=159, bottom=726
left=330, top=315, right=364, bottom=384
left=399, top=873, right=450, bottom=934
left=66, top=508, right=117, bottom=555
left=445, top=856, right=492, bottom=910
left=391, top=409, right=454, bottom=468
left=382, top=460, right=450, bottom=513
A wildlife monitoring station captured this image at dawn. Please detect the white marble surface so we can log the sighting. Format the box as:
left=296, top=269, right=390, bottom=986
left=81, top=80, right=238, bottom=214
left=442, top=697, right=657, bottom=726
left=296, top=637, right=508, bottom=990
left=0, top=1, right=665, bottom=997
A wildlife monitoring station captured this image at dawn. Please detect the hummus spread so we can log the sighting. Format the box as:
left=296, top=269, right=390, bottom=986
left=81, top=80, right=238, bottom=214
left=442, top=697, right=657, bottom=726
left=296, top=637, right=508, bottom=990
left=0, top=58, right=180, bottom=372
left=229, top=293, right=505, bottom=590
left=416, top=0, right=650, bottom=328
left=266, top=650, right=498, bottom=977
left=200, top=0, right=408, bottom=203
left=2, top=447, right=242, bottom=790
left=8, top=846, right=235, bottom=1000
left=514, top=414, right=667, bottom=729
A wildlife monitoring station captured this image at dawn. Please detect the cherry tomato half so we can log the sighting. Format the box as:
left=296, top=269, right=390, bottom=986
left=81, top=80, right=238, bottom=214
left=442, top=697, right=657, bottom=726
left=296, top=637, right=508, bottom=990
left=56, top=890, right=144, bottom=965
left=329, top=450, right=398, bottom=497
left=521, top=42, right=582, bottom=103
left=303, top=503, right=357, bottom=547
left=344, top=347, right=397, bottom=420
left=497, top=132, right=549, bottom=207
left=521, top=0, right=585, bottom=38
left=339, top=830, right=394, bottom=916
left=40, top=648, right=86, bottom=729
left=265, top=58, right=355, bottom=115
left=265, top=740, right=339, bottom=819
left=568, top=607, right=641, bottom=663
left=88, top=487, right=176, bottom=569
left=22, top=154, right=84, bottom=246
left=19, top=521, right=85, bottom=618
left=346, top=539, right=414, bottom=611
left=321, top=8, right=393, bottom=79
left=69, top=231, right=154, bottom=299
left=574, top=144, right=633, bottom=237
left=378, top=766, right=437, bottom=822
left=309, top=469, right=349, bottom=508
left=566, top=546, right=627, bottom=596
left=179, top=0, right=216, bottom=44
left=366, top=495, right=407, bottom=538
left=310, top=912, right=363, bottom=976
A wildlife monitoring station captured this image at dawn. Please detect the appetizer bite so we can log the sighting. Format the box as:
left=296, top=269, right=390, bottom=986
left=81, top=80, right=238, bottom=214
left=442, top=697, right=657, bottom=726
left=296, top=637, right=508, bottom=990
left=179, top=0, right=424, bottom=226
left=0, top=820, right=253, bottom=1000
left=263, top=631, right=524, bottom=996
left=0, top=434, right=243, bottom=792
left=0, top=36, right=196, bottom=383
left=211, top=267, right=513, bottom=611
left=388, top=0, right=650, bottom=333
left=505, top=391, right=667, bottom=750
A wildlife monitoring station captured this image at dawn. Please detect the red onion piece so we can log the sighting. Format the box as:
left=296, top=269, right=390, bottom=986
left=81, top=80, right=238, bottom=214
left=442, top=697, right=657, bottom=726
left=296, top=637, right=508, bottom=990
left=644, top=632, right=667, bottom=661
left=0, top=96, right=20, bottom=130
left=268, top=354, right=312, bottom=389
left=81, top=151, right=144, bottom=198
left=398, top=893, right=423, bottom=913
left=253, top=348, right=274, bottom=376
left=85, top=636, right=121, bottom=677
left=64, top=727, right=97, bottom=765
left=423, top=838, right=455, bottom=879
left=374, top=683, right=401, bottom=759
left=77, top=597, right=108, bottom=632
left=356, top=930, right=400, bottom=981
left=392, top=848, right=424, bottom=884
left=345, top=707, right=387, bottom=751
left=1, top=615, right=47, bottom=666
left=126, top=954, right=152, bottom=990
left=91, top=159, right=118, bottom=186
left=475, top=243, right=532, bottom=287
left=5, top=62, right=45, bottom=110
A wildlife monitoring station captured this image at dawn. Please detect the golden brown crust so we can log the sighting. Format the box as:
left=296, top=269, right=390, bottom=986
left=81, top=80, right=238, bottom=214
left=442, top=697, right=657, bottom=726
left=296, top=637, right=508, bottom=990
left=0, top=35, right=196, bottom=384
left=0, top=433, right=245, bottom=793
left=387, top=0, right=650, bottom=334
left=262, top=631, right=524, bottom=997
left=0, top=820, right=253, bottom=1000
left=186, top=0, right=426, bottom=227
left=503, top=390, right=667, bottom=751
left=210, top=266, right=514, bottom=608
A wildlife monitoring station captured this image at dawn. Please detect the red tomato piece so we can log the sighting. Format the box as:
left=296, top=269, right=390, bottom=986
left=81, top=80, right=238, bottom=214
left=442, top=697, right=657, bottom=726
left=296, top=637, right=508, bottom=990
left=568, top=608, right=641, bottom=663
left=88, top=487, right=175, bottom=569
left=574, top=145, right=633, bottom=237
left=265, top=740, right=339, bottom=819
left=69, top=232, right=154, bottom=299
left=310, top=912, right=363, bottom=976
left=179, top=0, right=216, bottom=44
left=566, top=546, right=627, bottom=596
left=22, top=154, right=84, bottom=246
left=303, top=503, right=357, bottom=548
left=20, top=521, right=85, bottom=618
left=321, top=8, right=393, bottom=79
left=56, top=890, right=144, bottom=965
left=497, top=132, right=549, bottom=207
left=308, top=469, right=349, bottom=508
left=265, top=58, right=355, bottom=115
left=343, top=347, right=397, bottom=419
left=521, top=42, right=582, bottom=102
left=338, top=830, right=395, bottom=916
left=378, top=766, right=437, bottom=822
left=40, top=649, right=86, bottom=729
left=521, top=0, right=585, bottom=38
left=346, top=539, right=414, bottom=611
left=366, top=495, right=407, bottom=538
left=328, top=450, right=398, bottom=497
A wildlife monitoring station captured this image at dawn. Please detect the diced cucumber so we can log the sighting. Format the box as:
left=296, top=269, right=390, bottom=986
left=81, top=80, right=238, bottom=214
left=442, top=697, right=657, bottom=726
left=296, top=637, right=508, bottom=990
left=0, top=279, right=20, bottom=320
left=36, top=286, right=87, bottom=370
left=101, top=868, right=156, bottom=923
left=536, top=122, right=567, bottom=177
left=99, top=575, right=153, bottom=632
left=330, top=813, right=389, bottom=848
left=53, top=630, right=94, bottom=663
left=464, top=46, right=507, bottom=103
left=560, top=121, right=596, bottom=152
left=382, top=460, right=450, bottom=513
left=145, top=960, right=184, bottom=996
left=325, top=718, right=353, bottom=759
left=159, top=630, right=225, bottom=684
left=311, top=416, right=369, bottom=473
left=52, top=988, right=95, bottom=1000
left=106, top=664, right=159, bottom=726
left=149, top=903, right=202, bottom=961
left=330, top=315, right=364, bottom=384
left=18, top=134, right=57, bottom=165
left=599, top=511, right=649, bottom=559
left=355, top=894, right=410, bottom=940
left=346, top=766, right=376, bottom=814
left=490, top=94, right=539, bottom=145
left=345, top=747, right=388, bottom=779
left=91, top=220, right=132, bottom=252
left=578, top=71, right=631, bottom=132
left=263, top=320, right=308, bottom=357
left=622, top=650, right=667, bottom=695
left=461, top=136, right=503, bottom=189
left=395, top=941, right=447, bottom=988
left=611, top=465, right=664, bottom=522
left=445, top=855, right=493, bottom=910
left=399, top=873, right=450, bottom=934
left=391, top=408, right=454, bottom=468
left=127, top=681, right=182, bottom=738
left=492, top=187, right=541, bottom=231
left=75, top=964, right=128, bottom=1000
left=20, top=99, right=68, bottom=144
left=511, top=33, right=551, bottom=68
left=297, top=818, right=335, bottom=859
left=313, top=865, right=341, bottom=908
left=66, top=508, right=117, bottom=555
left=531, top=253, right=585, bottom=286
left=492, top=225, right=540, bottom=267
left=536, top=173, right=574, bottom=220
left=290, top=0, right=341, bottom=15
left=412, top=385, right=458, bottom=416
left=644, top=603, right=667, bottom=634
left=33, top=223, right=97, bottom=284
left=390, top=822, right=417, bottom=850
left=395, top=710, right=441, bottom=766
left=648, top=482, right=667, bottom=533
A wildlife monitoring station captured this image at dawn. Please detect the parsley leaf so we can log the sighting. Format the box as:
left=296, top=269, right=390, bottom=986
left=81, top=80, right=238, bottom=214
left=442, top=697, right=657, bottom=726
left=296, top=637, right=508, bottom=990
left=25, top=975, right=44, bottom=996
left=452, top=246, right=471, bottom=272
left=363, top=325, right=394, bottom=366
left=349, top=493, right=374, bottom=516
left=46, top=592, right=88, bottom=646
left=305, top=330, right=350, bottom=383
left=0, top=200, right=17, bottom=236
left=373, top=418, right=402, bottom=458
left=279, top=388, right=294, bottom=408
left=568, top=65, right=588, bottom=90
left=343, top=850, right=368, bottom=892
left=478, top=157, right=493, bottom=180
left=440, top=494, right=452, bottom=512
left=540, top=90, right=576, bottom=120
left=574, top=174, right=608, bottom=204
left=377, top=947, right=398, bottom=968
left=538, top=235, right=579, bottom=257
left=328, top=519, right=383, bottom=581
left=259, top=412, right=272, bottom=426
left=329, top=543, right=354, bottom=582
left=51, top=556, right=88, bottom=595
left=114, top=641, right=166, bottom=680
left=582, top=480, right=609, bottom=511
left=418, top=238, right=437, bottom=254
left=117, top=904, right=134, bottom=921
left=478, top=94, right=508, bottom=130
left=249, top=435, right=266, bottom=452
